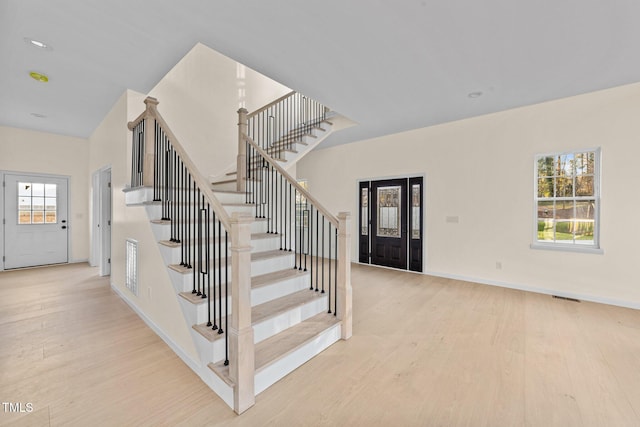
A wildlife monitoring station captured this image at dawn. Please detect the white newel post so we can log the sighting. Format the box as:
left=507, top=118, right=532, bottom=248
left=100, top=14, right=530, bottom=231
left=229, top=212, right=255, bottom=414
left=237, top=108, right=248, bottom=192
left=143, top=97, right=159, bottom=188
left=337, top=212, right=352, bottom=340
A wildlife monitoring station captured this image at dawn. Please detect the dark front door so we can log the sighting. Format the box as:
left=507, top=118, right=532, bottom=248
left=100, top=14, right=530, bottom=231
left=370, top=178, right=408, bottom=269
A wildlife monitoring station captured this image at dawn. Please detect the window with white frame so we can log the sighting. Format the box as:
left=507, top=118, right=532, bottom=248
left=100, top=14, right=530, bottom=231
left=534, top=149, right=600, bottom=249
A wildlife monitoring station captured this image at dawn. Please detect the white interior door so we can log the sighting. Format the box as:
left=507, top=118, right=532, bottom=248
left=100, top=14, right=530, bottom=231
left=4, top=174, right=69, bottom=269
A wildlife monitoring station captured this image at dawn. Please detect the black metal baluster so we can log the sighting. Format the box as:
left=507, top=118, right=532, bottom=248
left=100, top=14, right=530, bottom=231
left=211, top=209, right=217, bottom=330
left=294, top=188, right=298, bottom=270
left=328, top=221, right=332, bottom=314
left=308, top=206, right=313, bottom=286
left=218, top=220, right=223, bottom=335
left=334, top=226, right=338, bottom=316
left=201, top=203, right=208, bottom=301
left=288, top=184, right=292, bottom=252
left=304, top=204, right=308, bottom=272
left=315, top=209, right=319, bottom=292
left=322, top=216, right=325, bottom=295
left=280, top=174, right=284, bottom=250
left=224, top=230, right=229, bottom=366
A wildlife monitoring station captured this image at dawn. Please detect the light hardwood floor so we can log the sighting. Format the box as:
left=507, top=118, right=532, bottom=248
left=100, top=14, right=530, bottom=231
left=2, top=263, right=640, bottom=426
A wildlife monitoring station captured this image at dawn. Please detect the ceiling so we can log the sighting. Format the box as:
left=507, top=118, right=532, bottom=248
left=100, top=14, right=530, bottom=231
left=2, top=0, right=640, bottom=148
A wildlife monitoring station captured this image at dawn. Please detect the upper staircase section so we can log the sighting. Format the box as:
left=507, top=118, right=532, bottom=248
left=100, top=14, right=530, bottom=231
left=246, top=91, right=334, bottom=168
left=215, top=92, right=352, bottom=187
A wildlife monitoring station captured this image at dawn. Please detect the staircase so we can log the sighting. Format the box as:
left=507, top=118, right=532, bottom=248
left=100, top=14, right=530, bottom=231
left=124, top=94, right=352, bottom=414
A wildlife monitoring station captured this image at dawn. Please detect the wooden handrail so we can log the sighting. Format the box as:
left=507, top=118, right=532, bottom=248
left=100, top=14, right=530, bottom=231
left=127, top=97, right=232, bottom=230
left=242, top=132, right=339, bottom=227
left=246, top=90, right=296, bottom=119
left=127, top=110, right=146, bottom=131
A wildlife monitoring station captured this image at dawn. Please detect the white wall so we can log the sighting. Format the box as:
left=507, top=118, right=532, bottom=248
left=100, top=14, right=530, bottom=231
left=88, top=90, right=199, bottom=361
left=144, top=43, right=291, bottom=177
left=297, top=82, right=640, bottom=308
left=0, top=126, right=89, bottom=264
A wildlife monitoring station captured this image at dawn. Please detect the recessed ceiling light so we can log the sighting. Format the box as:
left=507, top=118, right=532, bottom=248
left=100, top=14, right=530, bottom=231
left=468, top=91, right=483, bottom=98
left=23, top=37, right=53, bottom=51
left=29, top=71, right=49, bottom=83
left=30, top=113, right=47, bottom=118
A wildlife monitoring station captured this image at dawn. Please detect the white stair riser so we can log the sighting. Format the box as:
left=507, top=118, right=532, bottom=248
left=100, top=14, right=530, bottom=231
left=211, top=181, right=237, bottom=191
left=252, top=253, right=295, bottom=276
left=253, top=295, right=328, bottom=344
left=169, top=267, right=231, bottom=294
left=148, top=219, right=269, bottom=244
left=223, top=204, right=255, bottom=215
left=212, top=192, right=246, bottom=204
left=150, top=221, right=171, bottom=241
left=254, top=323, right=341, bottom=395
left=167, top=252, right=294, bottom=294
left=124, top=187, right=154, bottom=205
left=158, top=236, right=281, bottom=265
left=252, top=274, right=311, bottom=306
left=190, top=328, right=229, bottom=366
left=180, top=272, right=312, bottom=325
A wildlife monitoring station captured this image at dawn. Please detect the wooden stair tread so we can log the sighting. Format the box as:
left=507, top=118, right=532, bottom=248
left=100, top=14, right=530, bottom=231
left=177, top=268, right=308, bottom=307
left=158, top=233, right=279, bottom=248
left=255, top=313, right=340, bottom=372
left=192, top=288, right=324, bottom=342
left=168, top=249, right=292, bottom=274
left=207, top=362, right=234, bottom=388
left=252, top=268, right=309, bottom=288
left=151, top=217, right=268, bottom=226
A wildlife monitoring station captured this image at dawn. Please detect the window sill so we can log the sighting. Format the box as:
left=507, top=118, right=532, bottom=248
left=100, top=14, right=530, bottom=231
left=530, top=243, right=604, bottom=255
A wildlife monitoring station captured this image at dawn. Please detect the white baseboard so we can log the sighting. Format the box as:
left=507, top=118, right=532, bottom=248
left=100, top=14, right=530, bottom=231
left=110, top=280, right=202, bottom=373
left=426, top=270, right=640, bottom=311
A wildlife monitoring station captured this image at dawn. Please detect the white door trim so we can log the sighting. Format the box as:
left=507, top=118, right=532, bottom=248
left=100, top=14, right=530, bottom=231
left=91, top=165, right=112, bottom=276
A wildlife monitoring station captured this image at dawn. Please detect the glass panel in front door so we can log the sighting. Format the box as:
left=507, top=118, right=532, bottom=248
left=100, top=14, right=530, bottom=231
left=377, top=186, right=401, bottom=238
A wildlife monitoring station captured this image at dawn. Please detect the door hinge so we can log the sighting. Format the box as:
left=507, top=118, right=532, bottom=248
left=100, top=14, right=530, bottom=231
left=108, top=182, right=111, bottom=188
left=108, top=220, right=111, bottom=226
left=108, top=258, right=111, bottom=264
left=2, top=256, right=5, bottom=262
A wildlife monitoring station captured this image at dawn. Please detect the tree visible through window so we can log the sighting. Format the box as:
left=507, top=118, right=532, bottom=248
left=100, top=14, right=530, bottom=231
left=535, top=150, right=599, bottom=247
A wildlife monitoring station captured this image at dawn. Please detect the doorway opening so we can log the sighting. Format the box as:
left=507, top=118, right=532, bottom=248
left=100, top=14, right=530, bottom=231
left=359, top=176, right=423, bottom=272
left=91, top=167, right=112, bottom=276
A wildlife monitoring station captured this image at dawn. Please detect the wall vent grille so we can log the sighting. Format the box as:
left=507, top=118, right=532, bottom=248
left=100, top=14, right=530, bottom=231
left=125, top=239, right=138, bottom=296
